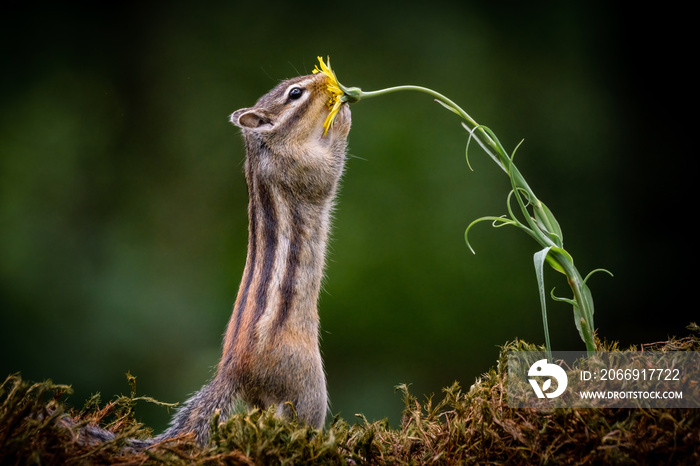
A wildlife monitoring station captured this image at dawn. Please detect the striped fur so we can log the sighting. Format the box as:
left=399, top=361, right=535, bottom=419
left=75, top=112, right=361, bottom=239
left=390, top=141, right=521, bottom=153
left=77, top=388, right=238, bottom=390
left=156, top=73, right=351, bottom=445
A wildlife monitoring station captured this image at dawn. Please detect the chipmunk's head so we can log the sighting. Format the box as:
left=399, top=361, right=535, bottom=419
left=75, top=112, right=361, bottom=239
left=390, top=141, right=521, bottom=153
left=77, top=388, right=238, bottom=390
left=230, top=72, right=351, bottom=202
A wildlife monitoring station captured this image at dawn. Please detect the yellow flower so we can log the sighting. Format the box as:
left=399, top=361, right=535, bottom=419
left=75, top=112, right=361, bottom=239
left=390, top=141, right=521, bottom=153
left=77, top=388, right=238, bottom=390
left=313, top=56, right=346, bottom=136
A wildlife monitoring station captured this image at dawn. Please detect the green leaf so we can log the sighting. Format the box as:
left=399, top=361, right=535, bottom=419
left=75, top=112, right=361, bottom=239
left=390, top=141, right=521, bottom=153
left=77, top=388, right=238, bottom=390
left=461, top=122, right=507, bottom=173
left=584, top=268, right=614, bottom=284
left=433, top=98, right=462, bottom=116
left=464, top=216, right=517, bottom=254
left=549, top=287, right=576, bottom=306
left=544, top=246, right=574, bottom=275
left=533, top=200, right=564, bottom=248
left=534, top=247, right=553, bottom=361
left=464, top=138, right=475, bottom=172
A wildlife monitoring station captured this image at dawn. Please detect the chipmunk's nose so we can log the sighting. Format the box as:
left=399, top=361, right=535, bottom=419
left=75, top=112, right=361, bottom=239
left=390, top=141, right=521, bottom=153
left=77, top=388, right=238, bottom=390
left=334, top=104, right=351, bottom=128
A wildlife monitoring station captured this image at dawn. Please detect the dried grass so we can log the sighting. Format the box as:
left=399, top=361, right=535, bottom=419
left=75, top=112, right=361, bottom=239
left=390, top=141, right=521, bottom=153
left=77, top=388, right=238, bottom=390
left=3, top=325, right=698, bottom=465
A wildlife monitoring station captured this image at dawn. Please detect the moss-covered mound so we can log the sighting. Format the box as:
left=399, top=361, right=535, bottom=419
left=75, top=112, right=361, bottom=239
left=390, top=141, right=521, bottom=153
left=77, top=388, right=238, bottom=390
left=3, top=326, right=699, bottom=465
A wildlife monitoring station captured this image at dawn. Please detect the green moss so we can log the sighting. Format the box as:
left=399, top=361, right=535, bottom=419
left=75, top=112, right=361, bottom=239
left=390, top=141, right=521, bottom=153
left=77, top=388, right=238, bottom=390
left=3, top=326, right=699, bottom=465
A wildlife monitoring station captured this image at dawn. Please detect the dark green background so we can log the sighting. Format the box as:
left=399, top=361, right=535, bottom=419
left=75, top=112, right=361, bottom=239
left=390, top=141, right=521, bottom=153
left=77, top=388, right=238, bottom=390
left=1, top=2, right=693, bottom=430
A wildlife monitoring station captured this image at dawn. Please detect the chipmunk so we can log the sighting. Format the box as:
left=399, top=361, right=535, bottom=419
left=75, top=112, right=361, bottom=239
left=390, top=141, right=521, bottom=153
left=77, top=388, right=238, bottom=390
left=162, top=72, right=351, bottom=444
left=78, top=71, right=351, bottom=448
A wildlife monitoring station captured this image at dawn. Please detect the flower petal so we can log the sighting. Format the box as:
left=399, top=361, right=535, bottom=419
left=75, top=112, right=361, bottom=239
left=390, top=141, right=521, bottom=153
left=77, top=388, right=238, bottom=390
left=314, top=56, right=346, bottom=136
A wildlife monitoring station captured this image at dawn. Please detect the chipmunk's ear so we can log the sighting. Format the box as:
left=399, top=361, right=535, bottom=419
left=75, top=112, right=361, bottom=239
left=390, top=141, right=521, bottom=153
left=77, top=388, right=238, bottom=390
left=230, top=108, right=273, bottom=130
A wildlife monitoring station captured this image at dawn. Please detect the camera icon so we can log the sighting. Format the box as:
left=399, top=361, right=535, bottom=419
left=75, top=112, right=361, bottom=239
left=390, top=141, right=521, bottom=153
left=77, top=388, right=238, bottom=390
left=528, top=359, right=568, bottom=399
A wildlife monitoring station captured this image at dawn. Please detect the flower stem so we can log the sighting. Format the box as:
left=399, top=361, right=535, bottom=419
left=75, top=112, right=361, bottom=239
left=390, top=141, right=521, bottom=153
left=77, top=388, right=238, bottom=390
left=349, top=83, right=603, bottom=354
left=356, top=86, right=488, bottom=146
left=356, top=85, right=536, bottom=216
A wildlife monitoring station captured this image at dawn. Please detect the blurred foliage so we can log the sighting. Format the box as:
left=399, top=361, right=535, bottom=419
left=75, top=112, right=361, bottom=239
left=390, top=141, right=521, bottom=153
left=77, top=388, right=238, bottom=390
left=0, top=1, right=693, bottom=432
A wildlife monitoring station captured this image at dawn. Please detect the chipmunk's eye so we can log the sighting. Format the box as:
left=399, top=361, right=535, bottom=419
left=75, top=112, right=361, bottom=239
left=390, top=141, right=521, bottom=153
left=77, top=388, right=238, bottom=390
left=288, top=87, right=303, bottom=101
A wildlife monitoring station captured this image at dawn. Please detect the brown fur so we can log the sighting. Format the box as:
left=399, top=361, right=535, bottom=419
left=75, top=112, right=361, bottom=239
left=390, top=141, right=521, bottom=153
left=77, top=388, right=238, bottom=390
left=157, top=73, right=351, bottom=445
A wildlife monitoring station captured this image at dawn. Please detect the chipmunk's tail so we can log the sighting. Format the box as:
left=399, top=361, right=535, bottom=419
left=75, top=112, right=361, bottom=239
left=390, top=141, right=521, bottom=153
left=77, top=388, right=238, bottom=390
left=78, top=423, right=156, bottom=451
left=60, top=378, right=235, bottom=450
left=157, top=379, right=236, bottom=445
left=52, top=413, right=157, bottom=454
